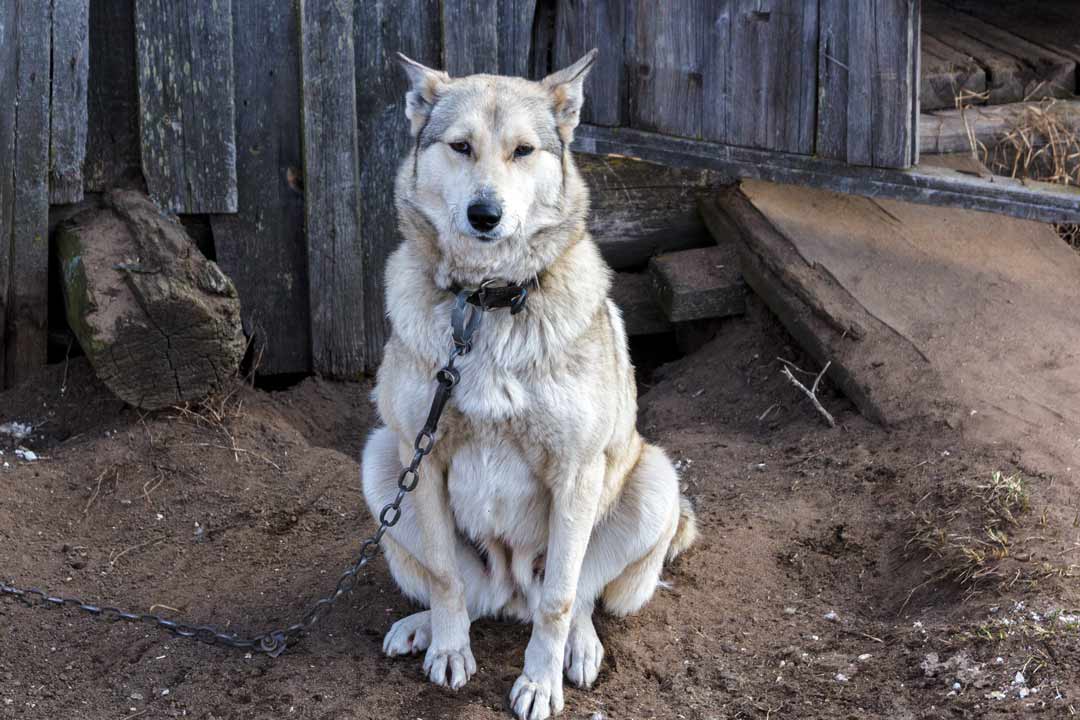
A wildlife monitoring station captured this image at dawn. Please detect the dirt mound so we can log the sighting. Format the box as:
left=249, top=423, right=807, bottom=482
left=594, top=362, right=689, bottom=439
left=2, top=303, right=1078, bottom=719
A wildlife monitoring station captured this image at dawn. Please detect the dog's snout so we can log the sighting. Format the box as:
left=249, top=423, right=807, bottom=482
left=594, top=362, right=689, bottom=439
left=467, top=201, right=502, bottom=233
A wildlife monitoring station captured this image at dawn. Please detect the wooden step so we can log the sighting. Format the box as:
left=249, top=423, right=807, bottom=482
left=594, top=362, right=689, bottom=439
left=921, top=33, right=986, bottom=111
left=648, top=245, right=746, bottom=323
left=610, top=272, right=672, bottom=336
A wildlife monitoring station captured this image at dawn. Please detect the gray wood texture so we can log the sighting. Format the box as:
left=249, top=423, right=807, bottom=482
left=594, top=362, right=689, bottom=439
left=649, top=245, right=747, bottom=323
left=352, top=0, right=441, bottom=372
left=554, top=0, right=626, bottom=124
left=817, top=0, right=918, bottom=168
left=134, top=0, right=238, bottom=213
left=210, top=0, right=310, bottom=375
left=920, top=100, right=1080, bottom=156
left=920, top=32, right=985, bottom=112
left=610, top=272, right=671, bottom=336
left=85, top=0, right=141, bottom=192
left=577, top=154, right=725, bottom=269
left=574, top=124, right=1080, bottom=224
left=5, top=0, right=52, bottom=387
left=300, top=0, right=363, bottom=378
left=442, top=0, right=536, bottom=77
left=922, top=1, right=1076, bottom=105
left=48, top=0, right=89, bottom=204
left=0, top=0, right=15, bottom=388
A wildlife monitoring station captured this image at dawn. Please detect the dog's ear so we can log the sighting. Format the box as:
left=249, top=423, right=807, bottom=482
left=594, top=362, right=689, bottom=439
left=396, top=53, right=450, bottom=136
left=542, top=49, right=597, bottom=141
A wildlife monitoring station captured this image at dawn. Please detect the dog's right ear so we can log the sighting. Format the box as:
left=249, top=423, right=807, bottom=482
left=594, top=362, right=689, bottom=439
left=396, top=53, right=450, bottom=136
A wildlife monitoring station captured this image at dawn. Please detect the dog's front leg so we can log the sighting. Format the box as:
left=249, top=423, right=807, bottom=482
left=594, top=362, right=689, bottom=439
left=404, top=443, right=476, bottom=690
left=510, top=459, right=603, bottom=720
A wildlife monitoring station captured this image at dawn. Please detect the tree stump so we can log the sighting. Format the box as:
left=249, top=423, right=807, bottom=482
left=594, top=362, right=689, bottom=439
left=55, top=190, right=246, bottom=410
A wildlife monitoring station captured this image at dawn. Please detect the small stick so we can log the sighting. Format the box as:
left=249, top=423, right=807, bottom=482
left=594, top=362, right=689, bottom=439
left=109, top=535, right=166, bottom=565
left=82, top=469, right=109, bottom=517
left=780, top=361, right=836, bottom=428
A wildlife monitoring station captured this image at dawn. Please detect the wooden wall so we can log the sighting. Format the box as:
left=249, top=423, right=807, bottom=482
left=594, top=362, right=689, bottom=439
left=0, top=0, right=921, bottom=386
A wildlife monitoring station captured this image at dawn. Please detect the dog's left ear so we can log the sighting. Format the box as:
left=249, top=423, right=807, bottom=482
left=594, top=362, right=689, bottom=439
left=542, top=49, right=597, bottom=141
left=396, top=52, right=450, bottom=136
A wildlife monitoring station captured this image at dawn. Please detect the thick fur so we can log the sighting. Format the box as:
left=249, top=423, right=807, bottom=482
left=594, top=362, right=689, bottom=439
left=362, top=50, right=696, bottom=720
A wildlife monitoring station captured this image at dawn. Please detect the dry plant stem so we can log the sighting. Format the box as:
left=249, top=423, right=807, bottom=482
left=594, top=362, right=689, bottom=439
left=780, top=360, right=835, bottom=428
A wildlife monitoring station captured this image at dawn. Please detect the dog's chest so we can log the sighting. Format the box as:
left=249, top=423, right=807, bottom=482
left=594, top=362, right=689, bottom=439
left=446, top=438, right=548, bottom=550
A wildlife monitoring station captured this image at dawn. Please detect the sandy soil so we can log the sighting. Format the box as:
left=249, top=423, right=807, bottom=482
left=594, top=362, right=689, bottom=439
left=2, top=298, right=1078, bottom=719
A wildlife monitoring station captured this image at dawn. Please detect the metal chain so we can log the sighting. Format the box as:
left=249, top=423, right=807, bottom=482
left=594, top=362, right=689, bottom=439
left=0, top=290, right=487, bottom=658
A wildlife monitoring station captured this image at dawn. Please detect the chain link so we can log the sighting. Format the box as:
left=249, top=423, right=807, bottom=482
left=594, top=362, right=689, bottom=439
left=1, top=290, right=488, bottom=658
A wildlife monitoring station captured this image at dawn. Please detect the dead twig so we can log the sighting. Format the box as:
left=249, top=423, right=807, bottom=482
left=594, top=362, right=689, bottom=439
left=109, top=535, right=167, bottom=566
left=779, top=360, right=835, bottom=428
left=82, top=469, right=110, bottom=517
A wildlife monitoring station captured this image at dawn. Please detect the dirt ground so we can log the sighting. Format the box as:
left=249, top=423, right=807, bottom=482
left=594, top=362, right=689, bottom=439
left=2, top=298, right=1079, bottom=720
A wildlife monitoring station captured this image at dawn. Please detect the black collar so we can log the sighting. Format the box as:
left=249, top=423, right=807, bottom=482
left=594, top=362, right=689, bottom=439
left=448, top=278, right=537, bottom=315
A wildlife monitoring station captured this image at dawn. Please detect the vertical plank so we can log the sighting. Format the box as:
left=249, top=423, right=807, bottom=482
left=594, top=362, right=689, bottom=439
left=553, top=0, right=626, bottom=125
left=498, top=0, right=537, bottom=77
left=727, top=0, right=818, bottom=154
left=48, top=0, right=89, bottom=204
left=300, top=0, right=363, bottom=378
left=210, top=0, right=310, bottom=375
left=84, top=0, right=142, bottom=192
left=0, top=0, right=16, bottom=388
left=442, top=0, right=499, bottom=76
left=353, top=0, right=441, bottom=372
left=816, top=0, right=917, bottom=168
left=134, top=0, right=238, bottom=213
left=5, top=0, right=52, bottom=386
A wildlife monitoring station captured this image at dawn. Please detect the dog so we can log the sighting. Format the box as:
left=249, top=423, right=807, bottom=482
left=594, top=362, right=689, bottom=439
left=361, top=49, right=697, bottom=720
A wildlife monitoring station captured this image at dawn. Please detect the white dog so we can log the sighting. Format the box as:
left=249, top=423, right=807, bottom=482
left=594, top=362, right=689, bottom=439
left=361, top=50, right=697, bottom=720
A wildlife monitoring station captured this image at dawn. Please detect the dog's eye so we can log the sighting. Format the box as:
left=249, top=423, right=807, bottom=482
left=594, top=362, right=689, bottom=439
left=449, top=141, right=471, bottom=156
left=514, top=145, right=534, bottom=158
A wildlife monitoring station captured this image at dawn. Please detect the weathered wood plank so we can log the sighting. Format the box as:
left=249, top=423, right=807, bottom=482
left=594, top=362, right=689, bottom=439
left=48, top=0, right=89, bottom=204
left=817, top=0, right=918, bottom=168
left=0, top=0, right=16, bottom=388
left=554, top=0, right=626, bottom=124
left=574, top=124, right=1080, bottom=224
left=353, top=0, right=441, bottom=371
left=5, top=0, right=52, bottom=386
left=922, top=0, right=1076, bottom=105
left=441, top=0, right=499, bottom=76
left=610, top=272, right=671, bottom=336
left=300, top=0, right=363, bottom=378
left=134, top=0, right=237, bottom=213
left=498, top=0, right=537, bottom=77
left=920, top=33, right=986, bottom=111
left=728, top=0, right=818, bottom=154
left=210, top=0, right=310, bottom=375
left=84, top=0, right=141, bottom=192
left=649, top=245, right=747, bottom=322
left=920, top=100, right=1080, bottom=155
left=576, top=153, right=726, bottom=269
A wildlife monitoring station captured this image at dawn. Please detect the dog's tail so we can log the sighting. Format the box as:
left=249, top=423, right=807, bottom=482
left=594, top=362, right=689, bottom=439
left=667, top=494, right=698, bottom=561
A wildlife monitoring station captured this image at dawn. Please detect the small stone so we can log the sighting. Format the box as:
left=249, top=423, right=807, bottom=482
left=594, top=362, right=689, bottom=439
left=1018, top=687, right=1030, bottom=699
left=784, top=607, right=797, bottom=616
left=835, top=673, right=849, bottom=683
left=857, top=654, right=872, bottom=662
left=952, top=682, right=961, bottom=691
left=824, top=611, right=839, bottom=622
left=986, top=691, right=1006, bottom=701
left=1013, top=672, right=1026, bottom=686
left=590, top=714, right=606, bottom=720
left=130, top=692, right=144, bottom=701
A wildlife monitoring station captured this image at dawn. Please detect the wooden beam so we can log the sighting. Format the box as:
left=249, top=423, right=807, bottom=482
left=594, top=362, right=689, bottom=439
left=649, top=245, right=747, bottom=323
left=554, top=0, right=626, bottom=124
left=210, top=0, right=310, bottom=375
left=610, top=272, right=671, bottom=336
left=441, top=0, right=498, bottom=76
left=300, top=0, right=365, bottom=378
left=134, top=0, right=238, bottom=213
left=48, top=0, right=89, bottom=204
left=5, top=0, right=52, bottom=386
left=0, top=0, right=16, bottom=389
left=920, top=33, right=985, bottom=112
left=920, top=100, right=1080, bottom=156
left=574, top=124, right=1080, bottom=224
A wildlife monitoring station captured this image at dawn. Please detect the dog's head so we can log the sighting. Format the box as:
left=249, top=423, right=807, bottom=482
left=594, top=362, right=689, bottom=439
left=395, top=51, right=596, bottom=285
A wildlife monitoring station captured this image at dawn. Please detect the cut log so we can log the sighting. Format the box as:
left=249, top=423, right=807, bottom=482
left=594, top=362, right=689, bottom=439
left=610, top=272, right=671, bottom=336
left=920, top=33, right=986, bottom=111
left=55, top=191, right=246, bottom=410
left=648, top=245, right=747, bottom=323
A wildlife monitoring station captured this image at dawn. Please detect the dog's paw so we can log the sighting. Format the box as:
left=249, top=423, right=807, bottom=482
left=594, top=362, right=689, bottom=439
left=383, top=611, right=432, bottom=657
left=422, top=644, right=477, bottom=690
left=509, top=672, right=564, bottom=720
left=564, top=616, right=604, bottom=688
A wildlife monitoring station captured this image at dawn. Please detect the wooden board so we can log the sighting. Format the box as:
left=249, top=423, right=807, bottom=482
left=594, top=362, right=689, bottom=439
left=5, top=0, right=52, bottom=387
left=498, top=0, right=538, bottom=77
left=210, top=0, right=310, bottom=375
left=48, top=0, right=89, bottom=204
left=134, top=0, right=238, bottom=213
left=352, top=0, right=441, bottom=372
left=817, top=0, right=919, bottom=168
left=610, top=272, right=671, bottom=336
left=576, top=154, right=726, bottom=270
left=920, top=32, right=986, bottom=112
left=575, top=124, right=1080, bottom=224
left=441, top=0, right=535, bottom=77
left=922, top=0, right=1076, bottom=105
left=554, top=0, right=626, bottom=124
left=649, top=245, right=747, bottom=322
left=920, top=100, right=1080, bottom=155
left=84, top=0, right=141, bottom=192
left=300, top=0, right=364, bottom=378
left=0, top=0, right=16, bottom=388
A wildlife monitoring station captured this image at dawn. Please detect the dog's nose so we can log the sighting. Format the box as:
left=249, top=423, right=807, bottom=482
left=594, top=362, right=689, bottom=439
left=467, top=201, right=502, bottom=233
